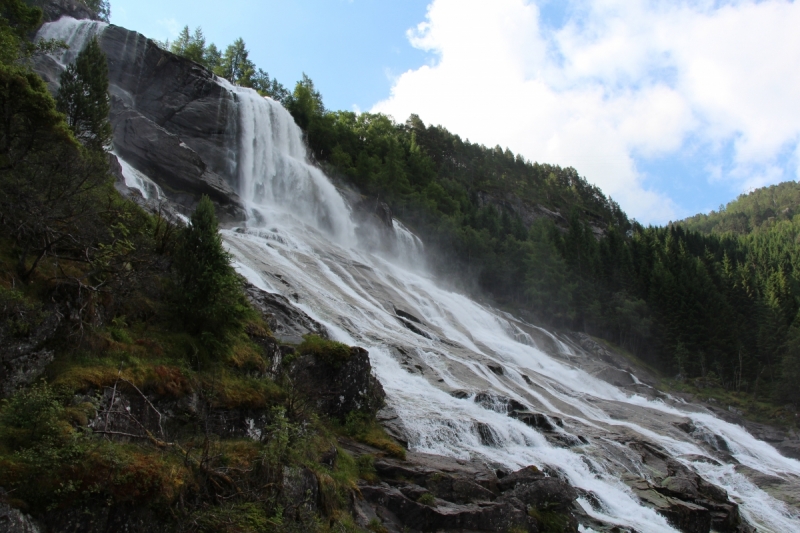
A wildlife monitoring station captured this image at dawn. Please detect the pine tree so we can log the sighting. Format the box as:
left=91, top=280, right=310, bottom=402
left=216, top=38, right=255, bottom=86
left=172, top=195, right=250, bottom=355
left=56, top=37, right=111, bottom=151
left=170, top=26, right=206, bottom=65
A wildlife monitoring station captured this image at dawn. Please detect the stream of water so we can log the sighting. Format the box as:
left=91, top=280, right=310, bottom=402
left=39, top=18, right=800, bottom=532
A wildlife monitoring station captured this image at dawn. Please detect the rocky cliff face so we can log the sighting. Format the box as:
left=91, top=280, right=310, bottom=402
left=33, top=0, right=97, bottom=23
left=33, top=19, right=247, bottom=221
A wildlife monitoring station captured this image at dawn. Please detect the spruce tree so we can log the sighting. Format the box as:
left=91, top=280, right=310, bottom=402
left=172, top=195, right=250, bottom=355
left=56, top=36, right=112, bottom=152
left=216, top=38, right=255, bottom=86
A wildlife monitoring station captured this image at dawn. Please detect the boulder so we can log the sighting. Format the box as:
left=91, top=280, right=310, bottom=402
left=497, top=465, right=546, bottom=492
left=359, top=483, right=528, bottom=532
left=376, top=406, right=410, bottom=448
left=474, top=391, right=526, bottom=413
left=509, top=410, right=563, bottom=431
left=630, top=480, right=710, bottom=533
left=290, top=347, right=386, bottom=421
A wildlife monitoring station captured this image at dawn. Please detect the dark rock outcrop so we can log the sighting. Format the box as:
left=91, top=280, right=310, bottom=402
left=0, top=494, right=41, bottom=533
left=621, top=440, right=754, bottom=533
left=290, top=347, right=386, bottom=421
left=244, top=283, right=327, bottom=345
left=0, top=310, right=60, bottom=398
left=37, top=0, right=97, bottom=22
left=347, top=445, right=582, bottom=533
left=33, top=21, right=246, bottom=221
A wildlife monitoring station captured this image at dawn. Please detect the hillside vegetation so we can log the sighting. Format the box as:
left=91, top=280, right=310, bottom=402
left=681, top=180, right=800, bottom=235
left=1, top=3, right=400, bottom=531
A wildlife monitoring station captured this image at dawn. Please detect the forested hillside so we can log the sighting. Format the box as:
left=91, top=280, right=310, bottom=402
left=681, top=180, right=800, bottom=235
left=164, top=29, right=800, bottom=408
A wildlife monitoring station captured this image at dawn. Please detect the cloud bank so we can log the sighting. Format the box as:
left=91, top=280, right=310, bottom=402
left=372, top=0, right=800, bottom=223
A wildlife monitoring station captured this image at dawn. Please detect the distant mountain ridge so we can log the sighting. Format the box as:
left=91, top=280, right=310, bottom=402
left=679, top=181, right=800, bottom=235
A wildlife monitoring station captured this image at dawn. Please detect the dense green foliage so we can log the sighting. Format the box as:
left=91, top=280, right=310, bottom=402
left=171, top=195, right=251, bottom=355
left=681, top=181, right=800, bottom=235
left=56, top=36, right=111, bottom=151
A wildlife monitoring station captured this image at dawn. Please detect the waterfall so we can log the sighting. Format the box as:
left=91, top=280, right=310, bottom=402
left=35, top=16, right=108, bottom=66
left=219, top=84, right=800, bottom=532
left=224, top=82, right=357, bottom=247
left=35, top=16, right=800, bottom=533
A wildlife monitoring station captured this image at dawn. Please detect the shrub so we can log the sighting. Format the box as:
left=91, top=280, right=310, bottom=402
left=417, top=492, right=436, bottom=507
left=0, top=286, right=45, bottom=338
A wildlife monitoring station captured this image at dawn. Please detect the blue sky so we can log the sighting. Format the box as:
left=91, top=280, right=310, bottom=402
left=112, top=0, right=432, bottom=113
left=111, top=0, right=800, bottom=225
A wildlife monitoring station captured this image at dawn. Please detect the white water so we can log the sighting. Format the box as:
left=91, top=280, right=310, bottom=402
left=36, top=17, right=108, bottom=67
left=214, top=85, right=800, bottom=531
left=39, top=17, right=800, bottom=533
left=113, top=152, right=163, bottom=201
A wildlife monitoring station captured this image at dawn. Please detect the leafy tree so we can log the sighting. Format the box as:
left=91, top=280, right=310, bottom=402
left=286, top=73, right=324, bottom=131
left=169, top=25, right=207, bottom=64
left=55, top=36, right=111, bottom=151
left=171, top=195, right=250, bottom=355
left=0, top=0, right=43, bottom=63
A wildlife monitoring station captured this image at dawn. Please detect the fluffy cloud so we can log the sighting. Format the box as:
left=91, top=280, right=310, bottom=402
left=372, top=0, right=800, bottom=223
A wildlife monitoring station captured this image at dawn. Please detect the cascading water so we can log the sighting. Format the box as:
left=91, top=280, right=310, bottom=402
left=35, top=16, right=108, bottom=66
left=37, top=16, right=800, bottom=533
left=218, top=88, right=800, bottom=532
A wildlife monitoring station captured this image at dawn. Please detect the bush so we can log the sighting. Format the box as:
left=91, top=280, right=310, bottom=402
left=0, top=286, right=45, bottom=338
left=417, top=492, right=436, bottom=507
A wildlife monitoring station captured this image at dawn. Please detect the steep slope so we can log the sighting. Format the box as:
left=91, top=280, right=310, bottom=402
left=20, top=13, right=800, bottom=533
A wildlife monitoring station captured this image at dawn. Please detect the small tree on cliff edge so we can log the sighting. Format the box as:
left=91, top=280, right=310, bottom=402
left=172, top=195, right=250, bottom=355
left=56, top=36, right=112, bottom=152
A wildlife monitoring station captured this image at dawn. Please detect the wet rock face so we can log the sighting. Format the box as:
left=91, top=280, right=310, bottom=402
left=33, top=21, right=246, bottom=221
left=244, top=283, right=327, bottom=345
left=350, top=450, right=581, bottom=533
left=622, top=441, right=754, bottom=533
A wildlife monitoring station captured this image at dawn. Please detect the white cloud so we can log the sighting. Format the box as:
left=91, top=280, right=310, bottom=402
left=372, top=0, right=800, bottom=223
